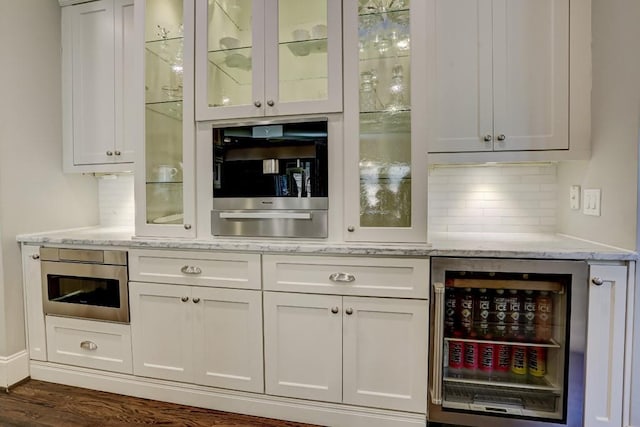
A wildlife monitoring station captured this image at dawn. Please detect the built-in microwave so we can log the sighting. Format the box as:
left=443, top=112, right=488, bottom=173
left=211, top=119, right=329, bottom=238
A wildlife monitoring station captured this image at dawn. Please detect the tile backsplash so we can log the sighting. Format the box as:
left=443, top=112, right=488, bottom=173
left=428, top=163, right=557, bottom=233
left=98, top=174, right=135, bottom=227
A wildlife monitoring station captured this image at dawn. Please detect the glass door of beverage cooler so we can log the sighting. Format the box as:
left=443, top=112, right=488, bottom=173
left=429, top=258, right=588, bottom=427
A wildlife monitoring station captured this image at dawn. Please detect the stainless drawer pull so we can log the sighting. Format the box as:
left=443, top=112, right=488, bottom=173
left=329, top=272, right=356, bottom=283
left=80, top=341, right=98, bottom=351
left=181, top=265, right=202, bottom=275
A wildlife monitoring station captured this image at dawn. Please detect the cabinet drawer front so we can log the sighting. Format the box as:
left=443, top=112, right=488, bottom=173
left=129, top=249, right=261, bottom=290
left=263, top=255, right=429, bottom=298
left=46, top=316, right=132, bottom=374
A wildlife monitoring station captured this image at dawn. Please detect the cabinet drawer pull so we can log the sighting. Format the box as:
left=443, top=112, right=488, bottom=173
left=329, top=272, right=355, bottom=283
left=80, top=341, right=98, bottom=351
left=181, top=265, right=202, bottom=275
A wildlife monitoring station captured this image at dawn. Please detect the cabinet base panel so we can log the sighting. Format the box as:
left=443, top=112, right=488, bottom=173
left=29, top=361, right=426, bottom=427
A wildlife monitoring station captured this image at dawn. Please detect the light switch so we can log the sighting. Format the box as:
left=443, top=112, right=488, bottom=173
left=583, top=189, right=601, bottom=216
left=570, top=185, right=580, bottom=210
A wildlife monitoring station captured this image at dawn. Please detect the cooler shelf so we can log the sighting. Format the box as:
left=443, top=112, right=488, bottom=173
left=443, top=381, right=560, bottom=413
left=443, top=368, right=562, bottom=392
left=444, top=337, right=561, bottom=348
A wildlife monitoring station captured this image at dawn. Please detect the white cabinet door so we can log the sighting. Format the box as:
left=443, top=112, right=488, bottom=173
left=263, top=292, right=342, bottom=403
left=428, top=0, right=571, bottom=155
left=193, top=287, right=264, bottom=393
left=585, top=264, right=627, bottom=427
left=68, top=0, right=116, bottom=166
left=492, top=0, right=569, bottom=151
left=129, top=282, right=193, bottom=382
left=342, top=297, right=428, bottom=412
left=114, top=0, right=136, bottom=163
left=22, top=245, right=46, bottom=361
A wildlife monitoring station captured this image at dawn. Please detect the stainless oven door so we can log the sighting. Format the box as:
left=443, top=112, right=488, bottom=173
left=41, top=261, right=129, bottom=323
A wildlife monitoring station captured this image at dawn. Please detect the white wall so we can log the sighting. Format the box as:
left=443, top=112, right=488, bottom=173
left=0, top=1, right=99, bottom=357
left=556, top=0, right=640, bottom=251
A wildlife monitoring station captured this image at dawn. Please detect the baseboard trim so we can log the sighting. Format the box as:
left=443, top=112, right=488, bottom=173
left=0, top=350, right=29, bottom=388
left=30, top=361, right=426, bottom=427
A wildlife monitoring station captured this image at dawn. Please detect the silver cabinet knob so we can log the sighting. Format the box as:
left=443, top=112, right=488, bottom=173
left=184, top=224, right=192, bottom=230
left=192, top=297, right=200, bottom=304
left=181, top=296, right=189, bottom=302
left=592, top=277, right=604, bottom=286
left=331, top=306, right=339, bottom=314
left=497, top=134, right=506, bottom=141
left=483, top=134, right=492, bottom=142
left=345, top=308, right=354, bottom=315
left=106, top=151, right=113, bottom=156
left=31, top=254, right=40, bottom=260
left=254, top=101, right=262, bottom=108
left=347, top=226, right=355, bottom=232
left=267, top=100, right=275, bottom=107
left=80, top=341, right=98, bottom=351
left=114, top=150, right=121, bottom=156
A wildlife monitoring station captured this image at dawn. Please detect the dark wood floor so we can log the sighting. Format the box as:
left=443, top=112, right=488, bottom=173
left=0, top=380, right=320, bottom=427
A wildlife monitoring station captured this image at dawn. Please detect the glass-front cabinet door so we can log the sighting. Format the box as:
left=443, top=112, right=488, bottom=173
left=134, top=0, right=195, bottom=237
left=343, top=0, right=427, bottom=242
left=195, top=0, right=342, bottom=121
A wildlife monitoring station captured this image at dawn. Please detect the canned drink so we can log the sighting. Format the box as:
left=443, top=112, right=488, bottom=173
left=528, top=346, right=547, bottom=377
left=448, top=340, right=464, bottom=371
left=479, top=342, right=495, bottom=373
left=495, top=343, right=511, bottom=376
left=463, top=341, right=479, bottom=372
left=511, top=345, right=527, bottom=376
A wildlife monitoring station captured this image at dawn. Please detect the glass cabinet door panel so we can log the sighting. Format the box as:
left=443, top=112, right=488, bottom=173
left=358, top=1, right=412, bottom=228
left=206, top=0, right=254, bottom=109
left=144, top=0, right=185, bottom=225
left=277, top=0, right=328, bottom=103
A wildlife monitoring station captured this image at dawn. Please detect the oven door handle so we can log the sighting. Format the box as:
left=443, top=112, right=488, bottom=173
left=431, top=282, right=445, bottom=405
left=219, top=212, right=312, bottom=220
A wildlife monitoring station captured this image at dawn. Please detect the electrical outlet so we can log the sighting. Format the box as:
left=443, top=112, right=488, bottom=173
left=569, top=185, right=580, bottom=210
left=583, top=189, right=601, bottom=216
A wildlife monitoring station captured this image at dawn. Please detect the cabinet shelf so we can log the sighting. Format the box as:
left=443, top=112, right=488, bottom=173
left=145, top=100, right=183, bottom=120
left=360, top=110, right=410, bottom=134
left=283, top=38, right=328, bottom=56
left=145, top=37, right=184, bottom=65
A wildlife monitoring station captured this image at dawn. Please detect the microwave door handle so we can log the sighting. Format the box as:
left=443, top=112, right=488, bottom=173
left=219, top=212, right=312, bottom=220
left=431, top=282, right=445, bottom=405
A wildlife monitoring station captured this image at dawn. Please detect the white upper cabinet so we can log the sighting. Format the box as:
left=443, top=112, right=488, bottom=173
left=62, top=0, right=136, bottom=172
left=342, top=0, right=428, bottom=243
left=194, top=0, right=343, bottom=121
left=427, top=0, right=591, bottom=163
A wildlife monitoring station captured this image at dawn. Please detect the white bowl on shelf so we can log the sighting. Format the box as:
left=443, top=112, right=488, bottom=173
left=311, top=24, right=327, bottom=39
left=219, top=36, right=240, bottom=50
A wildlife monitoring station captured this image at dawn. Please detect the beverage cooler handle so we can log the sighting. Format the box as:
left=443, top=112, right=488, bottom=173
left=431, top=282, right=445, bottom=405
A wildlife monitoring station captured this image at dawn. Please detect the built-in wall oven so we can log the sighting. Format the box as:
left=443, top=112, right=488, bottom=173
left=429, top=257, right=587, bottom=427
left=211, top=119, right=328, bottom=238
left=41, top=248, right=129, bottom=323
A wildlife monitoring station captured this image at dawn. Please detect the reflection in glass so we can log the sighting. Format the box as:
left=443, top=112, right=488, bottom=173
left=358, top=1, right=412, bottom=228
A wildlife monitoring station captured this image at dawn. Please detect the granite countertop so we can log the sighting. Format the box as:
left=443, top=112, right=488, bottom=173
left=16, top=226, right=638, bottom=261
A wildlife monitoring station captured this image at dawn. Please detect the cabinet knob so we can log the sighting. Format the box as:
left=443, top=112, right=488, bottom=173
left=184, top=224, right=192, bottom=230
left=347, top=226, right=355, bottom=232
left=80, top=341, right=98, bottom=351
left=181, top=296, right=189, bottom=302
left=106, top=150, right=113, bottom=156
left=345, top=308, right=354, bottom=315
left=483, top=134, right=493, bottom=142
left=591, top=277, right=604, bottom=286
left=254, top=101, right=262, bottom=108
left=114, top=150, right=121, bottom=156
left=497, top=134, right=506, bottom=141
left=31, top=254, right=40, bottom=260
left=192, top=297, right=200, bottom=304
left=331, top=306, right=339, bottom=314
left=267, top=100, right=275, bottom=107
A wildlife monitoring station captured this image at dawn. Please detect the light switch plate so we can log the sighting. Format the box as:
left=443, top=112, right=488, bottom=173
left=583, top=189, right=601, bottom=216
left=570, top=185, right=580, bottom=210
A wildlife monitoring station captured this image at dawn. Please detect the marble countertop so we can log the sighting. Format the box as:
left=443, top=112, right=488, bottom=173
left=15, top=226, right=638, bottom=261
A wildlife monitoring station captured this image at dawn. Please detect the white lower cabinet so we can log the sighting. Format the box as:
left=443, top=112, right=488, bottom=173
left=263, top=291, right=428, bottom=413
left=129, top=281, right=264, bottom=393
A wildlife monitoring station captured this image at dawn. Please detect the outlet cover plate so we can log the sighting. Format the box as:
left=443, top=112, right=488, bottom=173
left=583, top=189, right=601, bottom=216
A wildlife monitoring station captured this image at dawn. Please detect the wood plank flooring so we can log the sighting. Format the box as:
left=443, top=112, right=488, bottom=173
left=0, top=380, right=319, bottom=427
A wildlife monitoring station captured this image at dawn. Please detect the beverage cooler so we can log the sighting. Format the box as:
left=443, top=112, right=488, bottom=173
left=429, top=258, right=588, bottom=427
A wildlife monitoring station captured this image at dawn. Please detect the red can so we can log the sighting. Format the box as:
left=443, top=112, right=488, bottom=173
left=478, top=342, right=495, bottom=373
left=494, top=343, right=511, bottom=377
left=448, top=340, right=464, bottom=371
left=463, top=341, right=479, bottom=372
